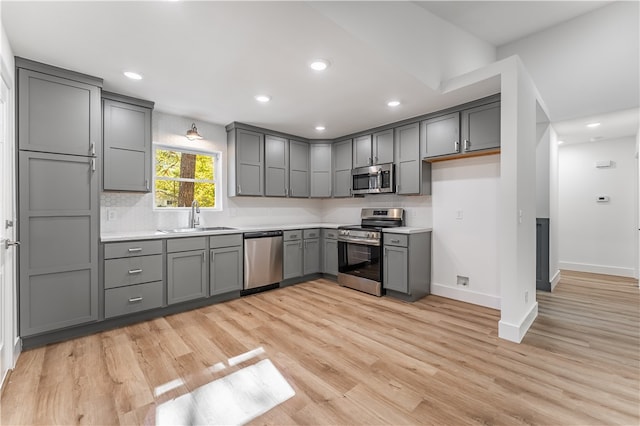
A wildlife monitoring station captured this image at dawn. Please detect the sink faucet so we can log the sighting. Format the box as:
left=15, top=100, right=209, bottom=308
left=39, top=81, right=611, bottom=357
left=190, top=200, right=200, bottom=228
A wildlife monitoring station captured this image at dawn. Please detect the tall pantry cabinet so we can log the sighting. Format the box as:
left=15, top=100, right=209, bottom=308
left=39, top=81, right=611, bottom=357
left=16, top=58, right=102, bottom=336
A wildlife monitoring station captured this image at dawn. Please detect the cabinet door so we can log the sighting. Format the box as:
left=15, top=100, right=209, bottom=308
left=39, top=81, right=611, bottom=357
left=332, top=139, right=353, bottom=198
left=103, top=99, right=152, bottom=192
left=373, top=129, right=394, bottom=164
left=421, top=112, right=460, bottom=158
left=323, top=238, right=338, bottom=276
left=283, top=240, right=303, bottom=280
left=310, top=144, right=332, bottom=198
left=210, top=246, right=243, bottom=296
left=236, top=129, right=264, bottom=196
left=19, top=151, right=98, bottom=336
left=265, top=135, right=288, bottom=197
left=18, top=69, right=101, bottom=156
left=167, top=250, right=207, bottom=304
left=395, top=123, right=420, bottom=195
left=353, top=134, right=372, bottom=168
left=461, top=102, right=501, bottom=152
left=384, top=246, right=408, bottom=293
left=289, top=140, right=310, bottom=198
left=303, top=239, right=320, bottom=275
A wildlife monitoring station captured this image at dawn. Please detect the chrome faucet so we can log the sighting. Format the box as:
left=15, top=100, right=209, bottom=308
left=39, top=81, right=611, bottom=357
left=190, top=200, right=200, bottom=228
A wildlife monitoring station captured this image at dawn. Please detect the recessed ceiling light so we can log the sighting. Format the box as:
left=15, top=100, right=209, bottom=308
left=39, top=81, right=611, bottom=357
left=309, top=59, right=329, bottom=71
left=123, top=71, right=142, bottom=80
left=586, top=122, right=601, bottom=128
left=387, top=100, right=401, bottom=107
left=557, top=140, right=565, bottom=145
left=255, top=95, right=271, bottom=103
left=315, top=126, right=326, bottom=131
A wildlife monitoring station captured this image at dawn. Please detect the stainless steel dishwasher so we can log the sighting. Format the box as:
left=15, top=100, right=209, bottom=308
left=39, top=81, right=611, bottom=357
left=243, top=230, right=283, bottom=294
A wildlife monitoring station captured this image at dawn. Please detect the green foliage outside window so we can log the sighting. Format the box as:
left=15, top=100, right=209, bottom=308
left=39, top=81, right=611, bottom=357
left=154, top=148, right=218, bottom=208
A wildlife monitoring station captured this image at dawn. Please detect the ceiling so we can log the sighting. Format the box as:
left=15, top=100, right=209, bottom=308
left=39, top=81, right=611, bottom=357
left=2, top=1, right=637, bottom=141
left=553, top=107, right=640, bottom=145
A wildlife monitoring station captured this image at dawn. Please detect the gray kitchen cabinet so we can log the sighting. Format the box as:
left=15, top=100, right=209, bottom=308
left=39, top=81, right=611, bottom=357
left=17, top=61, right=101, bottom=157
left=310, top=144, right=332, bottom=198
left=383, top=232, right=431, bottom=302
left=394, top=122, right=431, bottom=195
left=353, top=134, right=372, bottom=168
left=167, top=237, right=207, bottom=304
left=265, top=134, right=288, bottom=197
left=303, top=229, right=320, bottom=275
left=209, top=234, right=243, bottom=296
left=283, top=239, right=303, bottom=280
left=289, top=140, right=310, bottom=198
left=322, top=229, right=338, bottom=276
left=461, top=101, right=501, bottom=153
left=102, top=92, right=154, bottom=192
left=353, top=130, right=393, bottom=168
left=228, top=128, right=264, bottom=196
left=17, top=58, right=102, bottom=337
left=421, top=112, right=460, bottom=158
left=332, top=138, right=353, bottom=198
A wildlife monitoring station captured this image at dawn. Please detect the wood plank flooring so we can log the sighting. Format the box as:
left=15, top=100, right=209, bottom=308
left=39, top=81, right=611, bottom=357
left=1, top=271, right=638, bottom=425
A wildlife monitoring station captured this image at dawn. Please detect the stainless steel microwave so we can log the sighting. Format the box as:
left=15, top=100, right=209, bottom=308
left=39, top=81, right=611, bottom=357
left=351, top=163, right=395, bottom=195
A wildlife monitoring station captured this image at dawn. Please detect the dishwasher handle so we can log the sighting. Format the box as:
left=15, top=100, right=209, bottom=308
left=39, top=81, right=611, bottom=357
left=244, top=230, right=284, bottom=239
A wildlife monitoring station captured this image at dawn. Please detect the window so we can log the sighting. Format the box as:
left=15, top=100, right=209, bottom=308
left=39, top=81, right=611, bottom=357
left=154, top=146, right=220, bottom=209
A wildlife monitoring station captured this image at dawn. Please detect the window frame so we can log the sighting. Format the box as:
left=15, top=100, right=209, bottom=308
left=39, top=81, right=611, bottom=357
left=152, top=144, right=222, bottom=211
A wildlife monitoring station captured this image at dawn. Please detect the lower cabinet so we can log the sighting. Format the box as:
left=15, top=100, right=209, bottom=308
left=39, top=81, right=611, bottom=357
left=210, top=244, right=243, bottom=296
left=383, top=232, right=431, bottom=301
left=283, top=239, right=303, bottom=280
left=283, top=229, right=323, bottom=280
left=105, top=281, right=163, bottom=318
left=322, top=229, right=338, bottom=276
left=303, top=229, right=320, bottom=275
left=167, top=237, right=207, bottom=304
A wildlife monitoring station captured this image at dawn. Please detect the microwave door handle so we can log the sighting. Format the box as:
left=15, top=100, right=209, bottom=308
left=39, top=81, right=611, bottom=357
left=377, top=169, right=383, bottom=190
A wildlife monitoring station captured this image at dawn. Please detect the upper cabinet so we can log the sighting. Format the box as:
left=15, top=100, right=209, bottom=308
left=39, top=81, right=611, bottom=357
left=265, top=134, right=288, bottom=197
left=228, top=127, right=264, bottom=197
left=332, top=138, right=353, bottom=198
left=353, top=130, right=394, bottom=168
left=17, top=59, right=101, bottom=157
left=421, top=112, right=460, bottom=158
left=102, top=92, right=154, bottom=192
left=310, top=144, right=332, bottom=198
left=395, top=123, right=431, bottom=195
left=289, top=139, right=310, bottom=198
left=461, top=101, right=501, bottom=153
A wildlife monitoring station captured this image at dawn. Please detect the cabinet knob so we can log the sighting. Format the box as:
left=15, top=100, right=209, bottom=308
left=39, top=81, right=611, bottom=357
left=464, top=139, right=470, bottom=151
left=454, top=141, right=460, bottom=152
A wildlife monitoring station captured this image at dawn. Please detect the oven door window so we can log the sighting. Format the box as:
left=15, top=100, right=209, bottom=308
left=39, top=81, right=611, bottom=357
left=338, top=241, right=381, bottom=282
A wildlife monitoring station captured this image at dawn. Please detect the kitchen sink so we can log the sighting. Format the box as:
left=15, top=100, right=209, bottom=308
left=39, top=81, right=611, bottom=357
left=159, top=226, right=236, bottom=233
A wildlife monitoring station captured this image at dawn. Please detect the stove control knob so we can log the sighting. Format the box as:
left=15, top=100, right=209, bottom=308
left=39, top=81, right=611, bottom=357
left=368, top=232, right=375, bottom=239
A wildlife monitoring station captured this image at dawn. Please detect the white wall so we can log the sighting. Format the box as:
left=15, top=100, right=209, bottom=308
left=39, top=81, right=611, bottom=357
left=321, top=194, right=432, bottom=228
left=536, top=124, right=550, bottom=218
left=559, top=137, right=637, bottom=278
left=430, top=155, right=500, bottom=309
left=549, top=127, right=560, bottom=288
left=101, top=111, right=323, bottom=234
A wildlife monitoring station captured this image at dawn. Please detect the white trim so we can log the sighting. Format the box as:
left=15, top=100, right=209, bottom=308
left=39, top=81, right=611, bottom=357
left=559, top=261, right=636, bottom=278
left=0, top=58, right=13, bottom=90
left=550, top=270, right=561, bottom=291
left=498, top=302, right=538, bottom=343
left=430, top=283, right=501, bottom=310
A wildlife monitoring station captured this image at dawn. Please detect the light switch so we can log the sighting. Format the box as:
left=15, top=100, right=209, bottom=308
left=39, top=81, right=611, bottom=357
left=456, top=210, right=463, bottom=220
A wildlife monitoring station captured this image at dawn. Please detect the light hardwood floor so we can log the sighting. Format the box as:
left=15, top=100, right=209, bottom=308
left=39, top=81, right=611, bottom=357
left=1, top=271, right=638, bottom=425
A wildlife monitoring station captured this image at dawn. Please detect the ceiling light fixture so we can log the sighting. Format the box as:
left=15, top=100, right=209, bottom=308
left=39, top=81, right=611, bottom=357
left=315, top=126, right=326, bottom=131
left=387, top=100, right=401, bottom=107
left=557, top=140, right=565, bottom=145
left=587, top=122, right=601, bottom=128
left=123, top=71, right=142, bottom=80
left=186, top=123, right=203, bottom=140
left=310, top=59, right=329, bottom=71
left=255, top=95, right=271, bottom=103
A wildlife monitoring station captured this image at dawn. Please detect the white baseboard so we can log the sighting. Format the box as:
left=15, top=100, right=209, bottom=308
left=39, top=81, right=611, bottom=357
left=559, top=261, right=636, bottom=278
left=550, top=270, right=561, bottom=291
left=430, top=283, right=501, bottom=310
left=498, top=302, right=538, bottom=343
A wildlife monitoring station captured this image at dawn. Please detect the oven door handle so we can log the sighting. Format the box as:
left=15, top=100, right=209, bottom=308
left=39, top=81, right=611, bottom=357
left=338, top=238, right=381, bottom=247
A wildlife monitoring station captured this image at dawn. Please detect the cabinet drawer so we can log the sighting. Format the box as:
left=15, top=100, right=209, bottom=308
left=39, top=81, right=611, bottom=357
left=303, top=229, right=320, bottom=239
left=167, top=236, right=206, bottom=253
left=104, top=281, right=163, bottom=318
left=104, top=240, right=162, bottom=259
left=210, top=234, right=242, bottom=249
left=323, top=229, right=338, bottom=240
left=104, top=254, right=163, bottom=289
left=283, top=230, right=302, bottom=241
left=384, top=233, right=408, bottom=247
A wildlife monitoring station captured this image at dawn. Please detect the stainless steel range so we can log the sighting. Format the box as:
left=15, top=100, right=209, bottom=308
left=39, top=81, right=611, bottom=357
left=337, top=208, right=404, bottom=296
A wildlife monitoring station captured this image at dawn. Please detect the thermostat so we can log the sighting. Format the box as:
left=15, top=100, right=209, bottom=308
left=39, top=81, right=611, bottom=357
left=597, top=196, right=610, bottom=203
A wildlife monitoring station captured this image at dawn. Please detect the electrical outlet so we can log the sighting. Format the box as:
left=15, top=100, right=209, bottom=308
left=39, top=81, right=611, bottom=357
left=107, top=208, right=117, bottom=221
left=456, top=210, right=463, bottom=220
left=457, top=275, right=469, bottom=286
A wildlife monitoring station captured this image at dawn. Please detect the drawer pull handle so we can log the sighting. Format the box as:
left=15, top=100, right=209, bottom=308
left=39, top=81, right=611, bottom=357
left=128, top=269, right=143, bottom=274
left=390, top=239, right=400, bottom=244
left=128, top=296, right=143, bottom=303
left=128, top=248, right=142, bottom=253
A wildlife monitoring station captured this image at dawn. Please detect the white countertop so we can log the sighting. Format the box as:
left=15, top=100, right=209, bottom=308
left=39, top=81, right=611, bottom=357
left=101, top=223, right=346, bottom=242
left=382, top=226, right=432, bottom=234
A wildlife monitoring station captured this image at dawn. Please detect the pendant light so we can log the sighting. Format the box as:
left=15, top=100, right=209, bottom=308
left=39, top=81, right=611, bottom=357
left=186, top=123, right=203, bottom=140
